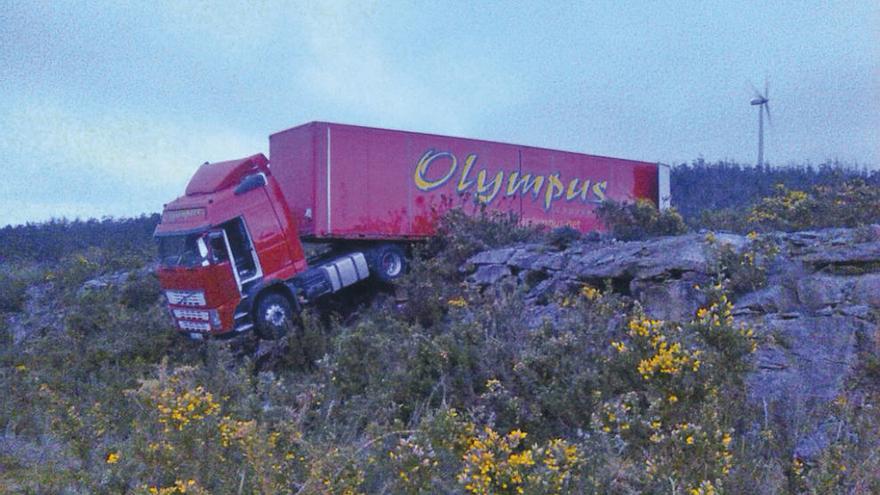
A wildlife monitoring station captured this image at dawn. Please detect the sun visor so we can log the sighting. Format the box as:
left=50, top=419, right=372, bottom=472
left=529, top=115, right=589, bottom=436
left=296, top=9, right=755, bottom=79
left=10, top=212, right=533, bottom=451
left=184, top=153, right=269, bottom=195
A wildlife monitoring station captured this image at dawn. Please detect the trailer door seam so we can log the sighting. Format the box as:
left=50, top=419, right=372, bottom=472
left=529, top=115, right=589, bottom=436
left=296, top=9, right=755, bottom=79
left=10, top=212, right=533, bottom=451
left=326, top=126, right=332, bottom=234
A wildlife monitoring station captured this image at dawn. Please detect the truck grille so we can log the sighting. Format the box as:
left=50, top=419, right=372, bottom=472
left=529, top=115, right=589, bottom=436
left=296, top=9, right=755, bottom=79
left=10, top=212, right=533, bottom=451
left=173, top=309, right=210, bottom=321
left=178, top=320, right=211, bottom=332
left=165, top=290, right=206, bottom=307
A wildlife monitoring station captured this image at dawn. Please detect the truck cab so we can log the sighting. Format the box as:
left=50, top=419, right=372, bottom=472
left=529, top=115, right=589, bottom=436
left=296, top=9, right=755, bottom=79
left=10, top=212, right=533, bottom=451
left=154, top=153, right=402, bottom=339
left=155, top=154, right=307, bottom=338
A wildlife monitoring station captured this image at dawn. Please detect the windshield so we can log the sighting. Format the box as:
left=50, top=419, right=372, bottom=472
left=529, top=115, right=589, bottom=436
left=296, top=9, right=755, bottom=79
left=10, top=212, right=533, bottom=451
left=158, top=233, right=207, bottom=268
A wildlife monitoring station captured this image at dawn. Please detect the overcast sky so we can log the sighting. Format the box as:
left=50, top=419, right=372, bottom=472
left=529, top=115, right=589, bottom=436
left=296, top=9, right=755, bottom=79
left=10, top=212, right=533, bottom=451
left=1, top=0, right=878, bottom=226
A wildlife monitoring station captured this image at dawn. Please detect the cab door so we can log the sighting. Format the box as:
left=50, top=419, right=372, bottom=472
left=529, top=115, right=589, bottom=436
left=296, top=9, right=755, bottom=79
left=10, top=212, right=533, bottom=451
left=206, top=229, right=243, bottom=293
left=210, top=218, right=264, bottom=292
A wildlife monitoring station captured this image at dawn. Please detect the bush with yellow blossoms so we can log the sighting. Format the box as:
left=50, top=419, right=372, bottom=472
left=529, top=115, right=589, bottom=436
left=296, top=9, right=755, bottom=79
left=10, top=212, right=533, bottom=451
left=457, top=426, right=583, bottom=495
left=595, top=283, right=758, bottom=493
left=704, top=230, right=779, bottom=295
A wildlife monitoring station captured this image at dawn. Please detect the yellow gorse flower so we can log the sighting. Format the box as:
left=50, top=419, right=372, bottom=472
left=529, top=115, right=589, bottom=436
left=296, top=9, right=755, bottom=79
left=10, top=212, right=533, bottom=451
left=154, top=385, right=220, bottom=432
left=448, top=296, right=468, bottom=308
left=690, top=480, right=716, bottom=495
left=457, top=426, right=581, bottom=495
left=147, top=480, right=196, bottom=495
left=580, top=285, right=601, bottom=300
left=627, top=317, right=701, bottom=380
left=721, top=432, right=732, bottom=447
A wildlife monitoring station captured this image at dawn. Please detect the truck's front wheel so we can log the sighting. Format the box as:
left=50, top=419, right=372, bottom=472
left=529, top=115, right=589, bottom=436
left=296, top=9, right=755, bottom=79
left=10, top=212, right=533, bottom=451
left=255, top=292, right=294, bottom=340
left=371, top=244, right=407, bottom=283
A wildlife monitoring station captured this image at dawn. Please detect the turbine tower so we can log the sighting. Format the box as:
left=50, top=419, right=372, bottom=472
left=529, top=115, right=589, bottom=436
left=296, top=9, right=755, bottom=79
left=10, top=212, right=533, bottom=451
left=750, top=80, right=771, bottom=166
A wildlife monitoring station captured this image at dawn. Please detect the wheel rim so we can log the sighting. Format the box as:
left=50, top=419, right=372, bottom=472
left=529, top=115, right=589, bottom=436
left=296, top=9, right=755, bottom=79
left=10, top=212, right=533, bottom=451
left=381, top=252, right=402, bottom=277
left=265, top=304, right=287, bottom=327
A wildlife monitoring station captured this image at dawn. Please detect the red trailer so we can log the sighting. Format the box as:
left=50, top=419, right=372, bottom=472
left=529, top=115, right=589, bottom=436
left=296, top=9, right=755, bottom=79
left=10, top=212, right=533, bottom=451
left=270, top=122, right=666, bottom=238
left=155, top=122, right=669, bottom=339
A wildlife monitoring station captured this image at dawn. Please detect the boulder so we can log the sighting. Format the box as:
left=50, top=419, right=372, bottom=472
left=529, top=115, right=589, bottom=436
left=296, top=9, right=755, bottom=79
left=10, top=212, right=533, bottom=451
left=630, top=278, right=706, bottom=321
left=568, top=234, right=713, bottom=281
left=795, top=275, right=850, bottom=309
left=468, top=264, right=512, bottom=285
left=852, top=273, right=880, bottom=307
left=468, top=247, right=518, bottom=266
left=750, top=315, right=863, bottom=405
left=507, top=248, right=541, bottom=270
left=532, top=252, right=567, bottom=271
left=734, top=285, right=794, bottom=315
left=791, top=234, right=880, bottom=265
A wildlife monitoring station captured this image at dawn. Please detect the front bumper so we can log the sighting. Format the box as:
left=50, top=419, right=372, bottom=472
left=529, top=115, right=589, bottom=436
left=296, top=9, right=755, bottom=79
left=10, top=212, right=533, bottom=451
left=167, top=299, right=239, bottom=336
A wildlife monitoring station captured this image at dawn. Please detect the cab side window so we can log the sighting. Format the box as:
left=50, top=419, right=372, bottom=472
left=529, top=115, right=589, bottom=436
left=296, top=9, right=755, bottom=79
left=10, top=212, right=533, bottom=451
left=208, top=233, right=228, bottom=263
left=220, top=218, right=258, bottom=280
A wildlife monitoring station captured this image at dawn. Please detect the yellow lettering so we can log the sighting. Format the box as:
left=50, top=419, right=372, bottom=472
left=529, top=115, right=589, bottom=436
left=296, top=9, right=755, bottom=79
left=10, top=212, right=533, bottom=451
left=476, top=170, right=504, bottom=203
left=457, top=154, right=477, bottom=192
left=592, top=181, right=608, bottom=202
left=416, top=148, right=612, bottom=207
left=414, top=150, right=457, bottom=191
left=506, top=172, right=544, bottom=198
left=566, top=178, right=591, bottom=201
left=544, top=174, right=564, bottom=210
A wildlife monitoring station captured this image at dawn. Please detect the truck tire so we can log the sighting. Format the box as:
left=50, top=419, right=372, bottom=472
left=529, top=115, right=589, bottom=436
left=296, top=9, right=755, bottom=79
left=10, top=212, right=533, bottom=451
left=371, top=244, right=407, bottom=283
left=255, top=292, right=294, bottom=340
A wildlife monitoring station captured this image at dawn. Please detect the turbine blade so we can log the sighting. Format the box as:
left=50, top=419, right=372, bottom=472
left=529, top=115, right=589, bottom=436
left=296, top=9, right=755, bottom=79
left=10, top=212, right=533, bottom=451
left=764, top=103, right=772, bottom=126
left=764, top=77, right=769, bottom=100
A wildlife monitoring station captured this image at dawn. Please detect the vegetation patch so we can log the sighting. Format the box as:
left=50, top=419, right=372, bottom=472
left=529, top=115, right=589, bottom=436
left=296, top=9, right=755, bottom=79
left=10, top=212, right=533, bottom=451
left=1, top=176, right=879, bottom=493
left=596, top=199, right=688, bottom=241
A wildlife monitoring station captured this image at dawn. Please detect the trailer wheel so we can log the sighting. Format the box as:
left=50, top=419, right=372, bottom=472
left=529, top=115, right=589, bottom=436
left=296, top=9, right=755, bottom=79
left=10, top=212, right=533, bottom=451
left=255, top=292, right=294, bottom=340
left=372, top=244, right=407, bottom=282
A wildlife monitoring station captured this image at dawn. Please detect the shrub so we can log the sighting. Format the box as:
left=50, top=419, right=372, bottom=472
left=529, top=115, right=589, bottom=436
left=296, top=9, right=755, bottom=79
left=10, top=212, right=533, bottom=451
left=790, top=394, right=880, bottom=494
left=747, top=180, right=880, bottom=232
left=120, top=271, right=162, bottom=310
left=593, top=288, right=757, bottom=493
left=547, top=226, right=581, bottom=249
left=596, top=199, right=688, bottom=241
left=696, top=207, right=751, bottom=233
left=427, top=207, right=543, bottom=266
left=0, top=263, right=44, bottom=313
left=0, top=274, right=28, bottom=313
left=399, top=207, right=542, bottom=326
left=671, top=159, right=879, bottom=224
left=704, top=231, right=779, bottom=295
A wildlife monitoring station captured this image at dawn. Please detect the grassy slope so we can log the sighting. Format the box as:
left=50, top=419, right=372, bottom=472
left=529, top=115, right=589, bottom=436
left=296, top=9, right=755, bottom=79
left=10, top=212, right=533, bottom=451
left=1, top=169, right=879, bottom=494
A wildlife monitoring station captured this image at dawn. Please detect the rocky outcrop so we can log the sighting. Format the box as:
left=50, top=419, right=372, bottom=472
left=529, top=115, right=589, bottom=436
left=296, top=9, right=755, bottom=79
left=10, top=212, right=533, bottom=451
left=4, top=264, right=157, bottom=345
left=76, top=264, right=156, bottom=297
left=464, top=226, right=880, bottom=462
left=4, top=282, right=64, bottom=345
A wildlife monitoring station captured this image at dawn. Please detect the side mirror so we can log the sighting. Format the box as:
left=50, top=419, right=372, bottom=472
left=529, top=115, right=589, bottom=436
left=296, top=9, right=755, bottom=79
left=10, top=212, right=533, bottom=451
left=235, top=173, right=267, bottom=195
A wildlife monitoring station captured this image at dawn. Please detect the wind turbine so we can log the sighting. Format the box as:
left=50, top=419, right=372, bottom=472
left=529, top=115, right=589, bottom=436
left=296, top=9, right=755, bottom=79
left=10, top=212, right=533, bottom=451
left=750, top=80, right=771, bottom=166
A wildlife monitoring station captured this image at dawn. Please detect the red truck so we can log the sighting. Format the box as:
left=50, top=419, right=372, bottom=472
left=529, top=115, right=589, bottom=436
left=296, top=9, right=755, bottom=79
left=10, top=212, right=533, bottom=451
left=154, top=122, right=670, bottom=339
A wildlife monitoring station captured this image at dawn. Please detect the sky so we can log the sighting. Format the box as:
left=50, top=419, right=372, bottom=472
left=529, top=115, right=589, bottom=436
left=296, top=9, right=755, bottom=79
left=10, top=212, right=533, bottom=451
left=1, top=0, right=878, bottom=227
